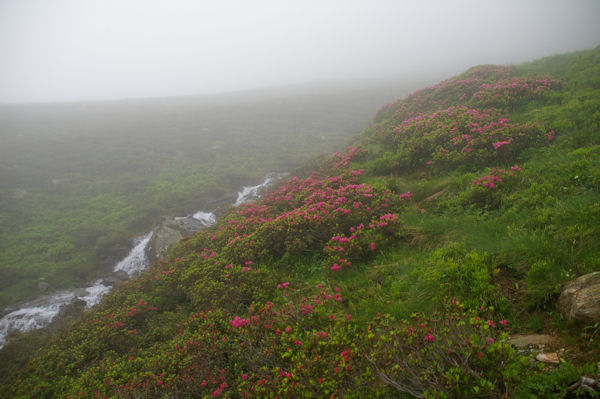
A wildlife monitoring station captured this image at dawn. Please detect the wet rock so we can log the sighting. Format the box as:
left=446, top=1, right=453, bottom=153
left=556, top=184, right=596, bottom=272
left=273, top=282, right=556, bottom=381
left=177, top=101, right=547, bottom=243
left=58, top=299, right=86, bottom=319
left=102, top=270, right=130, bottom=286
left=147, top=213, right=218, bottom=261
left=147, top=221, right=184, bottom=262
left=557, top=272, right=600, bottom=323
left=173, top=216, right=210, bottom=234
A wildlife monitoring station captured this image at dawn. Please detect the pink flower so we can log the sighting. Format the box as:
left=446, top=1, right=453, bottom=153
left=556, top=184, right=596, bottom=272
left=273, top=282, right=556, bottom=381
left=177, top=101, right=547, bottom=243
left=493, top=140, right=511, bottom=149
left=488, top=320, right=495, bottom=328
left=229, top=316, right=250, bottom=328
left=285, top=326, right=292, bottom=333
left=488, top=337, right=495, bottom=344
left=499, top=319, right=508, bottom=326
left=425, top=333, right=434, bottom=342
left=370, top=242, right=376, bottom=251
left=157, top=380, right=163, bottom=386
left=330, top=263, right=342, bottom=271
left=242, top=374, right=248, bottom=380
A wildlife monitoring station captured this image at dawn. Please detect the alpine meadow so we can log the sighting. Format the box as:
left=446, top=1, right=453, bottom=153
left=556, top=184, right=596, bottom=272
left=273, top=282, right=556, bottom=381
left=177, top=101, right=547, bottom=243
left=1, top=45, right=600, bottom=398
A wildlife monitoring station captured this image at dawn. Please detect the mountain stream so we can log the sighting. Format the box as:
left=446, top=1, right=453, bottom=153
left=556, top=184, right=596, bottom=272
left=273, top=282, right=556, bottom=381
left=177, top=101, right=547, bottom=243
left=0, top=174, right=279, bottom=348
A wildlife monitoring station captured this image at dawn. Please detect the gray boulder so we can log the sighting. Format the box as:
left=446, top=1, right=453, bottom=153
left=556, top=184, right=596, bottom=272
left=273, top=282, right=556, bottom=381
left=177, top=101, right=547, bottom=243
left=557, top=272, right=600, bottom=323
left=147, top=222, right=184, bottom=262
left=102, top=270, right=130, bottom=286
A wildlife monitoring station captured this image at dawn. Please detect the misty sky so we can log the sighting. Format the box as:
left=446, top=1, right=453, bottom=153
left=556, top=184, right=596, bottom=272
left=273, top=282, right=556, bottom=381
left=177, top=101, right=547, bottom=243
left=1, top=0, right=599, bottom=103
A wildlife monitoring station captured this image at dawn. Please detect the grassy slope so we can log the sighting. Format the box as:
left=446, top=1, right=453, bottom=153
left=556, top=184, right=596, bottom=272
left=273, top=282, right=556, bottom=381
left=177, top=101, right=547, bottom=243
left=1, top=47, right=599, bottom=398
left=0, top=81, right=422, bottom=309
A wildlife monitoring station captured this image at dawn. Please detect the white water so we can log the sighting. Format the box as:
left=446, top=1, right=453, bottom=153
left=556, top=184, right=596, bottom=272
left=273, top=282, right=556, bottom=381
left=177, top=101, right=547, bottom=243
left=0, top=232, right=153, bottom=348
left=235, top=175, right=275, bottom=206
left=113, top=232, right=153, bottom=277
left=0, top=174, right=278, bottom=348
left=79, top=280, right=112, bottom=308
left=191, top=211, right=217, bottom=226
left=0, top=290, right=76, bottom=347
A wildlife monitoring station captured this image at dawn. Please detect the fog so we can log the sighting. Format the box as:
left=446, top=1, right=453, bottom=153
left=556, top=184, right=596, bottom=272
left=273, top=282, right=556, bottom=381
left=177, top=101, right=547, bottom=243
left=1, top=0, right=599, bottom=103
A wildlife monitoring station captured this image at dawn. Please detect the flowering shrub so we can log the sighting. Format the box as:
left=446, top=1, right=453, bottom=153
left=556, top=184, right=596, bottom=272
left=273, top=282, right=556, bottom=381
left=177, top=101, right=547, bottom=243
left=376, top=106, right=549, bottom=173
left=373, top=65, right=515, bottom=126
left=365, top=300, right=515, bottom=398
left=471, top=75, right=564, bottom=109
left=472, top=165, right=522, bottom=188
left=177, top=160, right=411, bottom=277
left=467, top=165, right=523, bottom=209
left=364, top=66, right=562, bottom=177
left=324, top=212, right=406, bottom=272
left=22, top=284, right=519, bottom=398
left=372, top=65, right=562, bottom=128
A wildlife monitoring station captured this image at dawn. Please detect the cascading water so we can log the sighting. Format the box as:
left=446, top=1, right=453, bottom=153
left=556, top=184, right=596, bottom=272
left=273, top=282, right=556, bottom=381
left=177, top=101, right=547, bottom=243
left=234, top=175, right=276, bottom=206
left=0, top=174, right=280, bottom=348
left=191, top=211, right=217, bottom=225
left=0, top=232, right=154, bottom=348
left=113, top=232, right=153, bottom=277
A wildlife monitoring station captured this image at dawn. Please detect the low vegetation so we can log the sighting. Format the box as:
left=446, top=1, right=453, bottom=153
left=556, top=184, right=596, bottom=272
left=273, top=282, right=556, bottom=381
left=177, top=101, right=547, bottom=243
left=1, top=47, right=599, bottom=397
left=0, top=82, right=419, bottom=308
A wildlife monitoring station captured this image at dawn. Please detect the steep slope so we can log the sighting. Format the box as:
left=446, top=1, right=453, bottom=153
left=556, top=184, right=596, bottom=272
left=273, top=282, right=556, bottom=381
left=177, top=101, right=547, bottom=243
left=1, top=46, right=599, bottom=398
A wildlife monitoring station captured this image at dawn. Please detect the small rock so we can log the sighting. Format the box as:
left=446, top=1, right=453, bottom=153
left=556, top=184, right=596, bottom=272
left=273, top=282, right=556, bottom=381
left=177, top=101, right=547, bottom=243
left=509, top=334, right=553, bottom=348
left=57, top=298, right=86, bottom=319
left=37, top=281, right=50, bottom=292
left=103, top=270, right=130, bottom=286
left=536, top=352, right=560, bottom=364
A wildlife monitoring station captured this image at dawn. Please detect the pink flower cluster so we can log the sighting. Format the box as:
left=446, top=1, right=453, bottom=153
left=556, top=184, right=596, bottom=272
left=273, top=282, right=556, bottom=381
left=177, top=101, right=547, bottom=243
left=229, top=316, right=251, bottom=328
left=472, top=166, right=522, bottom=188
left=492, top=139, right=512, bottom=149
left=325, top=212, right=404, bottom=271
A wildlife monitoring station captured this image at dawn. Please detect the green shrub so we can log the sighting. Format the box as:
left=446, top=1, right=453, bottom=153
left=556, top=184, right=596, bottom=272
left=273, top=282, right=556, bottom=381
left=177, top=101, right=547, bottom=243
left=525, top=260, right=567, bottom=309
left=416, top=243, right=503, bottom=309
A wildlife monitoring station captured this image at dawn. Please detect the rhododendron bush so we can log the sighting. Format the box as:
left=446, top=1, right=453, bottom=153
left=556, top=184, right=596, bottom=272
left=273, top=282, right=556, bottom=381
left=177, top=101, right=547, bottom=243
left=365, top=66, right=563, bottom=176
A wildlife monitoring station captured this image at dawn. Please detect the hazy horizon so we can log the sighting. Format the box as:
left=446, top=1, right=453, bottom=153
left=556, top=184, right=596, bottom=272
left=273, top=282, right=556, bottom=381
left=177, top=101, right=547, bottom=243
left=1, top=0, right=599, bottom=104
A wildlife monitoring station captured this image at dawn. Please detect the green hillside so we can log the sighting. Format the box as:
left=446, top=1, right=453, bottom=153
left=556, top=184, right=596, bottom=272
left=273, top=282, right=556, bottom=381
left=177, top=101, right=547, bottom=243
left=1, top=47, right=599, bottom=398
left=0, top=81, right=420, bottom=309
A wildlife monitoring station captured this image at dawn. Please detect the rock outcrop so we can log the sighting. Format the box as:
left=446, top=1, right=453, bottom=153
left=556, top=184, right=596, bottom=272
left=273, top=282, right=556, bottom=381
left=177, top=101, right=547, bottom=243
left=102, top=270, right=130, bottom=286
left=147, top=216, right=213, bottom=261
left=557, top=272, right=600, bottom=323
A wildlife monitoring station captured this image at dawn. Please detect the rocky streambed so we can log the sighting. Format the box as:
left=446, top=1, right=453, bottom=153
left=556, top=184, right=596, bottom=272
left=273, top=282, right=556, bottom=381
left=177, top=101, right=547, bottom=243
left=0, top=174, right=283, bottom=348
